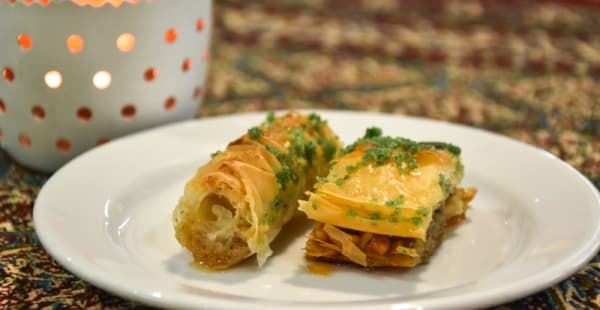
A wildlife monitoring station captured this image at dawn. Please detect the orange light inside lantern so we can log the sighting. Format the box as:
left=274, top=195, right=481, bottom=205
left=164, top=96, right=176, bottom=110
left=93, top=71, right=111, bottom=89
left=66, top=35, right=85, bottom=53
left=121, top=104, right=136, bottom=119
left=19, top=134, right=31, bottom=148
left=144, top=68, right=157, bottom=82
left=117, top=33, right=135, bottom=52
left=17, top=33, right=32, bottom=50
left=196, top=19, right=205, bottom=32
left=56, top=138, right=71, bottom=152
left=44, top=70, right=63, bottom=89
left=165, top=28, right=177, bottom=43
left=182, top=58, right=191, bottom=72
left=72, top=0, right=141, bottom=8
left=2, top=68, right=15, bottom=82
left=202, top=49, right=210, bottom=61
left=77, top=107, right=92, bottom=122
left=96, top=138, right=110, bottom=146
left=32, top=105, right=46, bottom=120
left=193, top=86, right=202, bottom=99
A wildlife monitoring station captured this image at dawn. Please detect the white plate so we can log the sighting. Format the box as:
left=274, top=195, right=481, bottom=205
left=34, top=110, right=600, bottom=310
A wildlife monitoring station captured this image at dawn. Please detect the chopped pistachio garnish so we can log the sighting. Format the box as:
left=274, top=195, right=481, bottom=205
left=323, top=141, right=337, bottom=162
left=456, top=160, right=464, bottom=174
left=364, top=126, right=382, bottom=138
left=416, top=207, right=430, bottom=217
left=311, top=202, right=318, bottom=210
left=341, top=127, right=461, bottom=176
left=362, top=147, right=392, bottom=165
left=275, top=167, right=298, bottom=190
left=261, top=213, right=274, bottom=224
left=248, top=126, right=262, bottom=139
left=265, top=145, right=285, bottom=162
left=305, top=141, right=316, bottom=163
left=308, top=113, right=322, bottom=131
left=438, top=174, right=452, bottom=195
left=411, top=217, right=423, bottom=225
left=385, top=196, right=404, bottom=207
left=369, top=213, right=381, bottom=221
left=266, top=111, right=275, bottom=123
left=347, top=209, right=357, bottom=217
left=269, top=196, right=283, bottom=213
left=210, top=150, right=222, bottom=158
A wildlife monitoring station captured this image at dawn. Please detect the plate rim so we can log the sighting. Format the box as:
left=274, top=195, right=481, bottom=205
left=33, top=109, right=600, bottom=310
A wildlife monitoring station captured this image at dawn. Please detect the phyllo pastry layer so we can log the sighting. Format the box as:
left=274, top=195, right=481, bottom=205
left=299, top=127, right=476, bottom=267
left=173, top=112, right=341, bottom=270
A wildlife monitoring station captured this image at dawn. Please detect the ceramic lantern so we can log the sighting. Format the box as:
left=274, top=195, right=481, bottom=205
left=0, top=0, right=212, bottom=172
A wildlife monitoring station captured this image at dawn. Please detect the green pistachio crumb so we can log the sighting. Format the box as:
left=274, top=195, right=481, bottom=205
left=266, top=111, right=275, bottom=123
left=370, top=213, right=381, bottom=221
left=385, top=196, right=404, bottom=207
left=248, top=126, right=262, bottom=139
left=416, top=207, right=430, bottom=217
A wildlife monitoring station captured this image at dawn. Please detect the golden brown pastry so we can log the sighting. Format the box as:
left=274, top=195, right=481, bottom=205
left=173, top=112, right=341, bottom=270
left=299, top=127, right=476, bottom=267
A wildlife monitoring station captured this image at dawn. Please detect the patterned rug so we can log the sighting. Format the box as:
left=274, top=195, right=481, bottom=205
left=1, top=0, right=599, bottom=309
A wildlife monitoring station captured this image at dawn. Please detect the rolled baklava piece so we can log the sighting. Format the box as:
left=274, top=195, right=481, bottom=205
left=299, top=127, right=476, bottom=268
left=173, top=112, right=341, bottom=270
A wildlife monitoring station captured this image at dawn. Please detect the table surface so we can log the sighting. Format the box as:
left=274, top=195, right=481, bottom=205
left=1, top=0, right=599, bottom=309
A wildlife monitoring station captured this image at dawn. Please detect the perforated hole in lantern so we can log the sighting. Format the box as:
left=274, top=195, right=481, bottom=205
left=93, top=70, right=111, bottom=89
left=121, top=104, right=136, bottom=120
left=96, top=138, right=110, bottom=146
left=32, top=105, right=45, bottom=120
left=56, top=138, right=71, bottom=152
left=182, top=58, right=191, bottom=72
left=44, top=70, right=62, bottom=89
left=0, top=99, right=5, bottom=113
left=193, top=86, right=202, bottom=99
left=3, top=68, right=15, bottom=82
left=17, top=33, right=32, bottom=50
left=144, top=68, right=157, bottom=82
left=196, top=18, right=205, bottom=31
left=7, top=0, right=16, bottom=3
left=164, top=96, right=176, bottom=111
left=66, top=35, right=84, bottom=53
left=202, top=49, right=210, bottom=61
left=165, top=28, right=177, bottom=43
left=19, top=134, right=31, bottom=148
left=77, top=107, right=92, bottom=122
left=116, top=33, right=135, bottom=52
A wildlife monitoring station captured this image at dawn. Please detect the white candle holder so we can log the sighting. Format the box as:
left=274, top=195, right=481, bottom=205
left=0, top=0, right=212, bottom=172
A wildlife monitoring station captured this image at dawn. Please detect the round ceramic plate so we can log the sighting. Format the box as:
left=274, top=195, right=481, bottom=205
left=34, top=110, right=600, bottom=310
